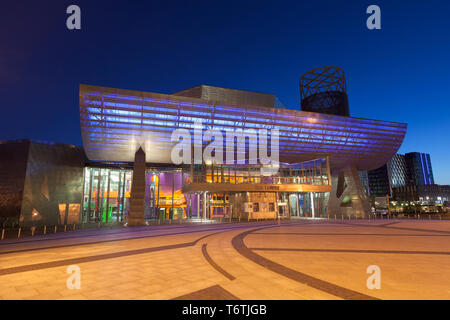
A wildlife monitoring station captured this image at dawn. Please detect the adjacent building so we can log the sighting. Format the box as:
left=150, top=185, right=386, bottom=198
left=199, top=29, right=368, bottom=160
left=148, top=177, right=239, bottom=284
left=405, top=152, right=434, bottom=186
left=367, top=153, right=409, bottom=197
left=0, top=140, right=85, bottom=225
left=365, top=151, right=447, bottom=205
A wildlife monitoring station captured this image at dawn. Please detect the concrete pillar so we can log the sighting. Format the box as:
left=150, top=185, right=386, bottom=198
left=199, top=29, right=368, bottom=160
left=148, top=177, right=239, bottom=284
left=328, top=165, right=370, bottom=218
left=197, top=193, right=200, bottom=218
left=310, top=192, right=315, bottom=219
left=203, top=192, right=207, bottom=220
left=128, top=147, right=146, bottom=226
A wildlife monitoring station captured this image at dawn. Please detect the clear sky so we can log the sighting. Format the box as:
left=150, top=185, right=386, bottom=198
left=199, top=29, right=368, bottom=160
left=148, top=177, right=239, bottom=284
left=1, top=0, right=449, bottom=184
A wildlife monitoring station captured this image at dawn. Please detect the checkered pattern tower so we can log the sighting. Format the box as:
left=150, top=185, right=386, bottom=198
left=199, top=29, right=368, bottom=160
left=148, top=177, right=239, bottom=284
left=300, top=66, right=349, bottom=117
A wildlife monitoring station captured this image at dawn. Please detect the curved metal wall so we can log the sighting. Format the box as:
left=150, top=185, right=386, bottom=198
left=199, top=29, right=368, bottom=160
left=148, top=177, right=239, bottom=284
left=80, top=84, right=407, bottom=171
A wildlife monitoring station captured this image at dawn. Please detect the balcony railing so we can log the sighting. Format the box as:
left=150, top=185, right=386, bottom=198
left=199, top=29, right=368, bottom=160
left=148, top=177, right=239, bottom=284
left=188, top=157, right=331, bottom=186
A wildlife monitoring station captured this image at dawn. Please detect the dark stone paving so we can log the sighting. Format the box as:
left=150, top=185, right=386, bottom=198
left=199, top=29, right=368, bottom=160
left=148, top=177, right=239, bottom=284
left=0, top=232, right=219, bottom=276
left=0, top=222, right=280, bottom=255
left=202, top=244, right=235, bottom=280
left=2, top=220, right=448, bottom=299
left=172, top=285, right=239, bottom=300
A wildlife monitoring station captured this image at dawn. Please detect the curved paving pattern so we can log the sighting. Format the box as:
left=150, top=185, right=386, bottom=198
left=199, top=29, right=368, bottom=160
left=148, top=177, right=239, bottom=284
left=0, top=220, right=449, bottom=300
left=201, top=244, right=236, bottom=281
left=231, top=226, right=378, bottom=300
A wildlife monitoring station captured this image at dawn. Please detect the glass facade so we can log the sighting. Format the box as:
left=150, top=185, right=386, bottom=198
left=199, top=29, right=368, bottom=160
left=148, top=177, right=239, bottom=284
left=81, top=167, right=203, bottom=222
left=405, top=152, right=434, bottom=186
left=82, top=167, right=133, bottom=223
left=153, top=171, right=198, bottom=220
left=81, top=162, right=331, bottom=222
left=368, top=165, right=391, bottom=197
left=367, top=152, right=436, bottom=197
left=185, top=158, right=331, bottom=220
left=388, top=154, right=408, bottom=188
left=358, top=171, right=370, bottom=196
left=191, top=158, right=330, bottom=186
left=284, top=192, right=329, bottom=219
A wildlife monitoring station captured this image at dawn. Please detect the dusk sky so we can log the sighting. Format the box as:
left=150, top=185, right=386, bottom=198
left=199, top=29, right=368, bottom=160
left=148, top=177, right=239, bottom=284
left=1, top=0, right=449, bottom=184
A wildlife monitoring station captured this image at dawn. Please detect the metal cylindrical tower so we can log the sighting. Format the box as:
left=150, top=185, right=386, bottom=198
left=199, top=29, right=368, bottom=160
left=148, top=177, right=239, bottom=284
left=300, top=66, right=350, bottom=117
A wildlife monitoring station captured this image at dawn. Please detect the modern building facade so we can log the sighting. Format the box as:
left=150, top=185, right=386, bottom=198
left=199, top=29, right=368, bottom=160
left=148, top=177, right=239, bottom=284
left=0, top=140, right=85, bottom=226
left=389, top=153, right=409, bottom=188
left=405, top=152, right=434, bottom=186
left=366, top=152, right=435, bottom=198
left=0, top=71, right=408, bottom=226
left=367, top=165, right=391, bottom=197
left=367, top=153, right=408, bottom=197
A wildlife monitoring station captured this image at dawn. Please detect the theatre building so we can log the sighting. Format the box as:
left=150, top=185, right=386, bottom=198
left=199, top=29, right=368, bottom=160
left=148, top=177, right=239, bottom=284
left=0, top=68, right=407, bottom=226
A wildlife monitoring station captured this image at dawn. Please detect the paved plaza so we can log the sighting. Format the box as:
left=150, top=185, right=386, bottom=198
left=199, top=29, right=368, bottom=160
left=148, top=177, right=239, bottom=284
left=0, top=219, right=449, bottom=300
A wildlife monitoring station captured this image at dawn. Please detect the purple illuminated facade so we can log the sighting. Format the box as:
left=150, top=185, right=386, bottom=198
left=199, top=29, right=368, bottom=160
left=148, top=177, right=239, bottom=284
left=80, top=85, right=406, bottom=171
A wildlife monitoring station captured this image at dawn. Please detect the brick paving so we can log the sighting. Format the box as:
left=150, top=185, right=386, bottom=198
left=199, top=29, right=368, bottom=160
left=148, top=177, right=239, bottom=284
left=0, top=220, right=449, bottom=300
left=202, top=244, right=236, bottom=280
left=173, top=285, right=239, bottom=300
left=231, top=226, right=379, bottom=300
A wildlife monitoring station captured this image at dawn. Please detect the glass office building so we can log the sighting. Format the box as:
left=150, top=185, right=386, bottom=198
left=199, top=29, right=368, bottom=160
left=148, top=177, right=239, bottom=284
left=405, top=152, right=434, bottom=186
left=367, top=152, right=435, bottom=198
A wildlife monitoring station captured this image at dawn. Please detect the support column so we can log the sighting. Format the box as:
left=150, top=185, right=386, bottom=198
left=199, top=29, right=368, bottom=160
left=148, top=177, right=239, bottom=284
left=105, top=170, right=111, bottom=223
left=287, top=194, right=291, bottom=219
left=328, top=165, right=370, bottom=218
left=197, top=193, right=200, bottom=218
left=120, top=171, right=126, bottom=222
left=156, top=172, right=160, bottom=219
left=203, top=192, right=207, bottom=220
left=128, top=147, right=146, bottom=226
left=187, top=193, right=190, bottom=219
left=171, top=172, right=175, bottom=220
left=96, top=169, right=101, bottom=222
left=87, top=168, right=93, bottom=222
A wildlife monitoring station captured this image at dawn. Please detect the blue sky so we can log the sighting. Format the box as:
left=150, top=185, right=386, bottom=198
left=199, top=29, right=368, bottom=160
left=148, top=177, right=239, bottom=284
left=1, top=0, right=449, bottom=183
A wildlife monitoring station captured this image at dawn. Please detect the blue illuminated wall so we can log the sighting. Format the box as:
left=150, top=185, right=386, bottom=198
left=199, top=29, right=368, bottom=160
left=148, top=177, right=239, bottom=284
left=405, top=152, right=434, bottom=186
left=79, top=84, right=407, bottom=171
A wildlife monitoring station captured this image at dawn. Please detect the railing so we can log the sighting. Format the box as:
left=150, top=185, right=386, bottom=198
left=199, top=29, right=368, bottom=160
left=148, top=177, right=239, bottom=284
left=189, top=157, right=331, bottom=186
